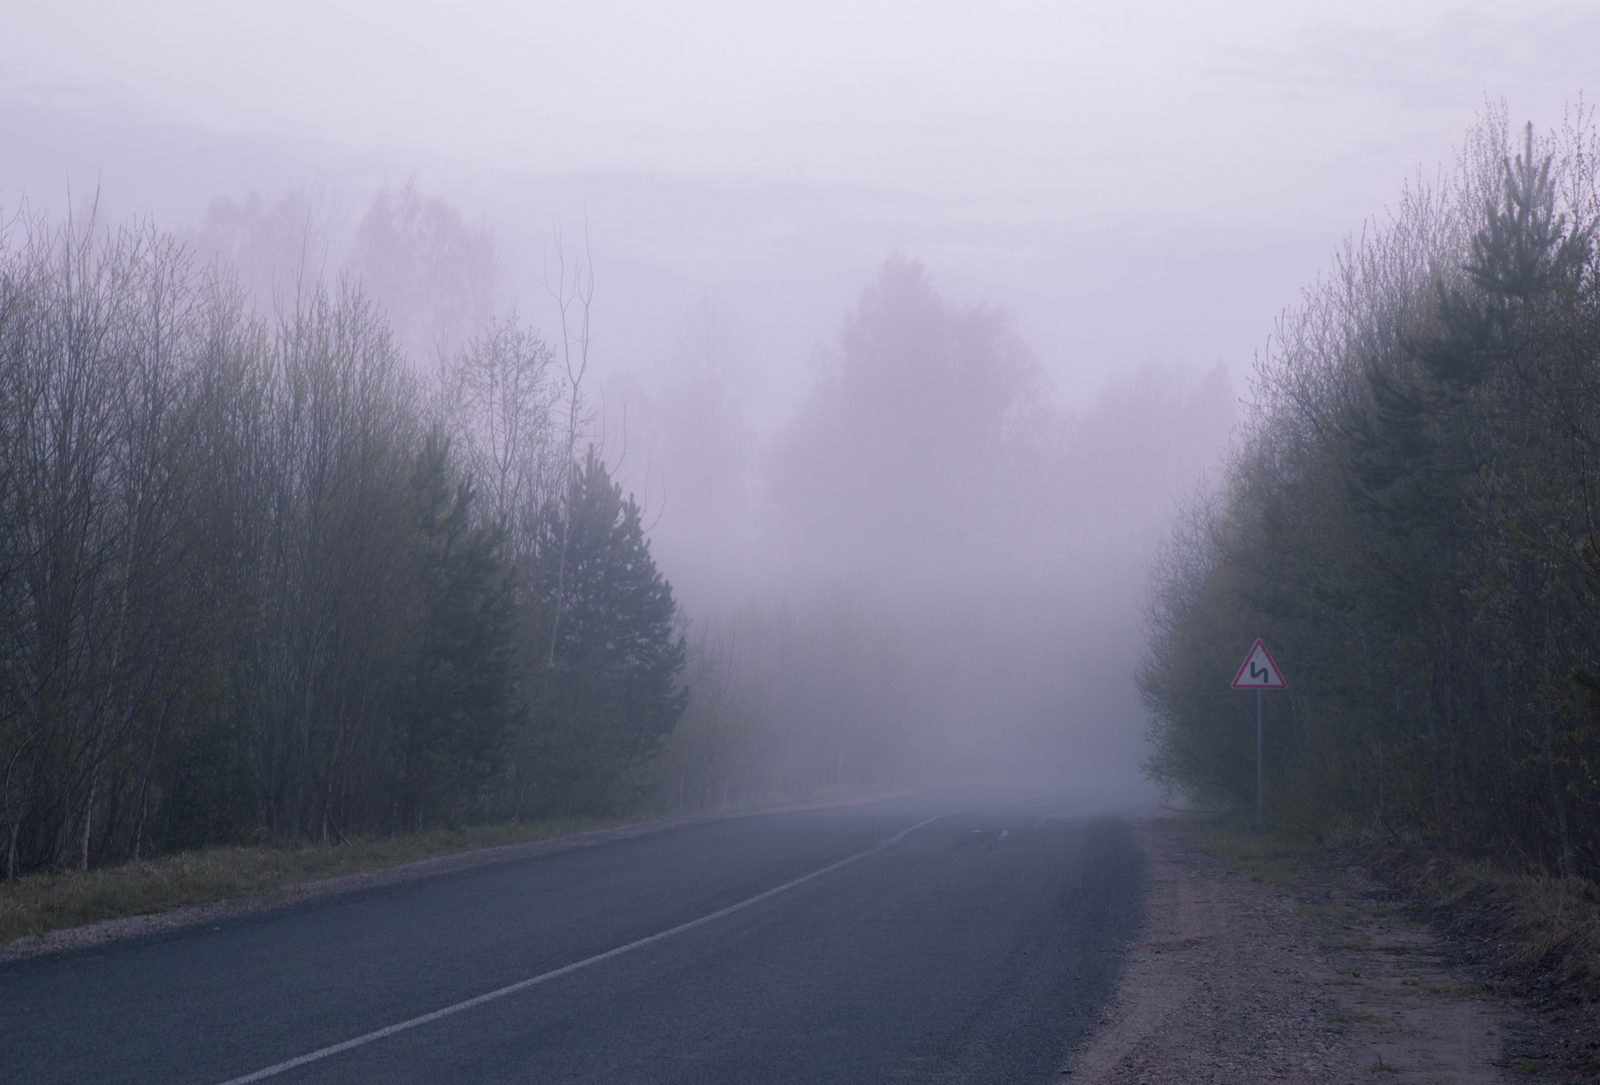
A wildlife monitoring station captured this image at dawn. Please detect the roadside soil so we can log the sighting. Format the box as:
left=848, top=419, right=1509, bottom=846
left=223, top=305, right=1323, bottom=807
left=1065, top=814, right=1575, bottom=1084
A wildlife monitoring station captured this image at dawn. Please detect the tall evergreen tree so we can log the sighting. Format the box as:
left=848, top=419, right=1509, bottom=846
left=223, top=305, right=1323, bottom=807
left=397, top=433, right=518, bottom=830
left=532, top=447, right=686, bottom=812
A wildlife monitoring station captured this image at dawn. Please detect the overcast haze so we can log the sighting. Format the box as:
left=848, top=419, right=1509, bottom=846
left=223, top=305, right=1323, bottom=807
left=5, top=2, right=1593, bottom=217
left=5, top=3, right=1592, bottom=411
left=1, top=2, right=1592, bottom=786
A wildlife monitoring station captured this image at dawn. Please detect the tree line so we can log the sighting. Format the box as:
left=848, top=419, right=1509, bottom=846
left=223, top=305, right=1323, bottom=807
left=0, top=208, right=684, bottom=877
left=1141, top=109, right=1600, bottom=879
left=0, top=177, right=1240, bottom=874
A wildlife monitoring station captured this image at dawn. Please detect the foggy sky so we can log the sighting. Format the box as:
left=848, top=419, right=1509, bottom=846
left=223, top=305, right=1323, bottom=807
left=5, top=2, right=1592, bottom=223
left=3, top=4, right=1591, bottom=419
left=4, top=3, right=1591, bottom=429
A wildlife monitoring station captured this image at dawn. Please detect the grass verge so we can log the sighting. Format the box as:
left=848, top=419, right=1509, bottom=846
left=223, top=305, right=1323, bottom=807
left=0, top=815, right=625, bottom=947
left=0, top=781, right=927, bottom=949
left=1191, top=819, right=1322, bottom=890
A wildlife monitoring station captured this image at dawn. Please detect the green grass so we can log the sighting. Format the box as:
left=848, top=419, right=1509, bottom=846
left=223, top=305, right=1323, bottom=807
left=0, top=815, right=627, bottom=946
left=0, top=782, right=920, bottom=948
left=1194, top=819, right=1321, bottom=889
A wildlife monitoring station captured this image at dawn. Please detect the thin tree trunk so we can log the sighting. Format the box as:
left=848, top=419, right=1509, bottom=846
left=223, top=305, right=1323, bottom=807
left=543, top=225, right=592, bottom=669
left=1544, top=618, right=1576, bottom=877
left=81, top=768, right=97, bottom=871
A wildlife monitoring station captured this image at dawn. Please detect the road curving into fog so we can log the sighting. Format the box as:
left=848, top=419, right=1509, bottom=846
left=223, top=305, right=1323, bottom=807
left=2, top=785, right=1145, bottom=1085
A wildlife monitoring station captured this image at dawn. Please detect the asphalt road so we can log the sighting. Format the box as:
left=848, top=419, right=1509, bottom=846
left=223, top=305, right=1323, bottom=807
left=2, top=784, right=1145, bottom=1085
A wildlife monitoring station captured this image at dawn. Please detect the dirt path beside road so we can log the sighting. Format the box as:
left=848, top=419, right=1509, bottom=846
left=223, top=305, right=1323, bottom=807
left=1066, top=815, right=1516, bottom=1084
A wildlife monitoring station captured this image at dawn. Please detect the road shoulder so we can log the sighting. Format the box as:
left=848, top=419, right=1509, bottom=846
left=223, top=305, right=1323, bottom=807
left=1066, top=814, right=1513, bottom=1084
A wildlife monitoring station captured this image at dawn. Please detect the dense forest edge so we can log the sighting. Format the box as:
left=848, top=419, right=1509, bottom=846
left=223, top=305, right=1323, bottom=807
left=1141, top=106, right=1600, bottom=984
left=0, top=204, right=950, bottom=889
left=0, top=206, right=702, bottom=882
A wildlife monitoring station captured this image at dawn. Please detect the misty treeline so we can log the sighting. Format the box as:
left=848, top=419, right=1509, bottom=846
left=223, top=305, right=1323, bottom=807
left=0, top=170, right=1233, bottom=875
left=1141, top=108, right=1600, bottom=878
left=0, top=201, right=684, bottom=878
left=631, top=259, right=1234, bottom=810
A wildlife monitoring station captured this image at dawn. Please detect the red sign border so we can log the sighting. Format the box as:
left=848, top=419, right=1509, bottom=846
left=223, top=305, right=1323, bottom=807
left=1231, top=638, right=1288, bottom=689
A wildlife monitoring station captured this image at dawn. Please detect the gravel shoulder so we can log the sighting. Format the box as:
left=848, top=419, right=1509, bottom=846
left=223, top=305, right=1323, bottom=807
left=1066, top=813, right=1520, bottom=1084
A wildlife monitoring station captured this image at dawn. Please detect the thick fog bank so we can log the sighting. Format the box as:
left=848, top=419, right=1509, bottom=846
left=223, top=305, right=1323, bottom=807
left=623, top=258, right=1235, bottom=796
left=0, top=96, right=1329, bottom=412
left=0, top=134, right=1239, bottom=827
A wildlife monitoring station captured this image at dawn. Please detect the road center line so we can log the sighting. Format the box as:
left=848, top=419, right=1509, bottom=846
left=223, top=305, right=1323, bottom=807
left=213, top=810, right=953, bottom=1085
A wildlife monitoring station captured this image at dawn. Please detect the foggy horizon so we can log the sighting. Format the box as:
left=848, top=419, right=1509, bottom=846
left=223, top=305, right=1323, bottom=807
left=1, top=2, right=1591, bottom=805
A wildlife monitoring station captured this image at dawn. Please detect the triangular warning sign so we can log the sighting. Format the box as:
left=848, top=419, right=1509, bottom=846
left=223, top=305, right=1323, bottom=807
left=1231, top=639, right=1287, bottom=689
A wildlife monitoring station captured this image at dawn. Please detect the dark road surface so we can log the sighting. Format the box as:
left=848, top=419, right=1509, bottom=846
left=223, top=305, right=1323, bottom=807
left=3, top=785, right=1145, bottom=1085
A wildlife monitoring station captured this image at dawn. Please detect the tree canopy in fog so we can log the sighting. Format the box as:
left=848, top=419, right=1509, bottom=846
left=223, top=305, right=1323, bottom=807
left=641, top=256, right=1234, bottom=803
left=769, top=255, right=1046, bottom=580
left=346, top=179, right=498, bottom=365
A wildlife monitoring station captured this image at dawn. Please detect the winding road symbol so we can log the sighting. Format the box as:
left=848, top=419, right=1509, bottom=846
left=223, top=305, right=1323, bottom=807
left=1230, top=639, right=1287, bottom=689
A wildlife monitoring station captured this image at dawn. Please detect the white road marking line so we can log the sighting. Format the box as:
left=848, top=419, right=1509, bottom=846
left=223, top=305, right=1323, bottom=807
left=880, top=813, right=947, bottom=846
left=213, top=809, right=956, bottom=1085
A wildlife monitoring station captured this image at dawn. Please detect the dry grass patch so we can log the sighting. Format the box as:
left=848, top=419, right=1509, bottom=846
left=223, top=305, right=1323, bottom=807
left=1193, top=811, right=1600, bottom=989
left=1188, top=814, right=1600, bottom=988
left=1405, top=851, right=1600, bottom=985
left=0, top=816, right=620, bottom=946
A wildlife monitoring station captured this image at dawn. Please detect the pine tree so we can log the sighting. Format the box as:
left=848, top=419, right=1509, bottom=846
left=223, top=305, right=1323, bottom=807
left=532, top=447, right=687, bottom=812
left=397, top=433, right=518, bottom=830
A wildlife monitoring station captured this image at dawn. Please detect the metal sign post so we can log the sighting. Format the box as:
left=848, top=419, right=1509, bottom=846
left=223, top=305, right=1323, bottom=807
left=1231, top=639, right=1287, bottom=825
left=1256, top=691, right=1263, bottom=824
